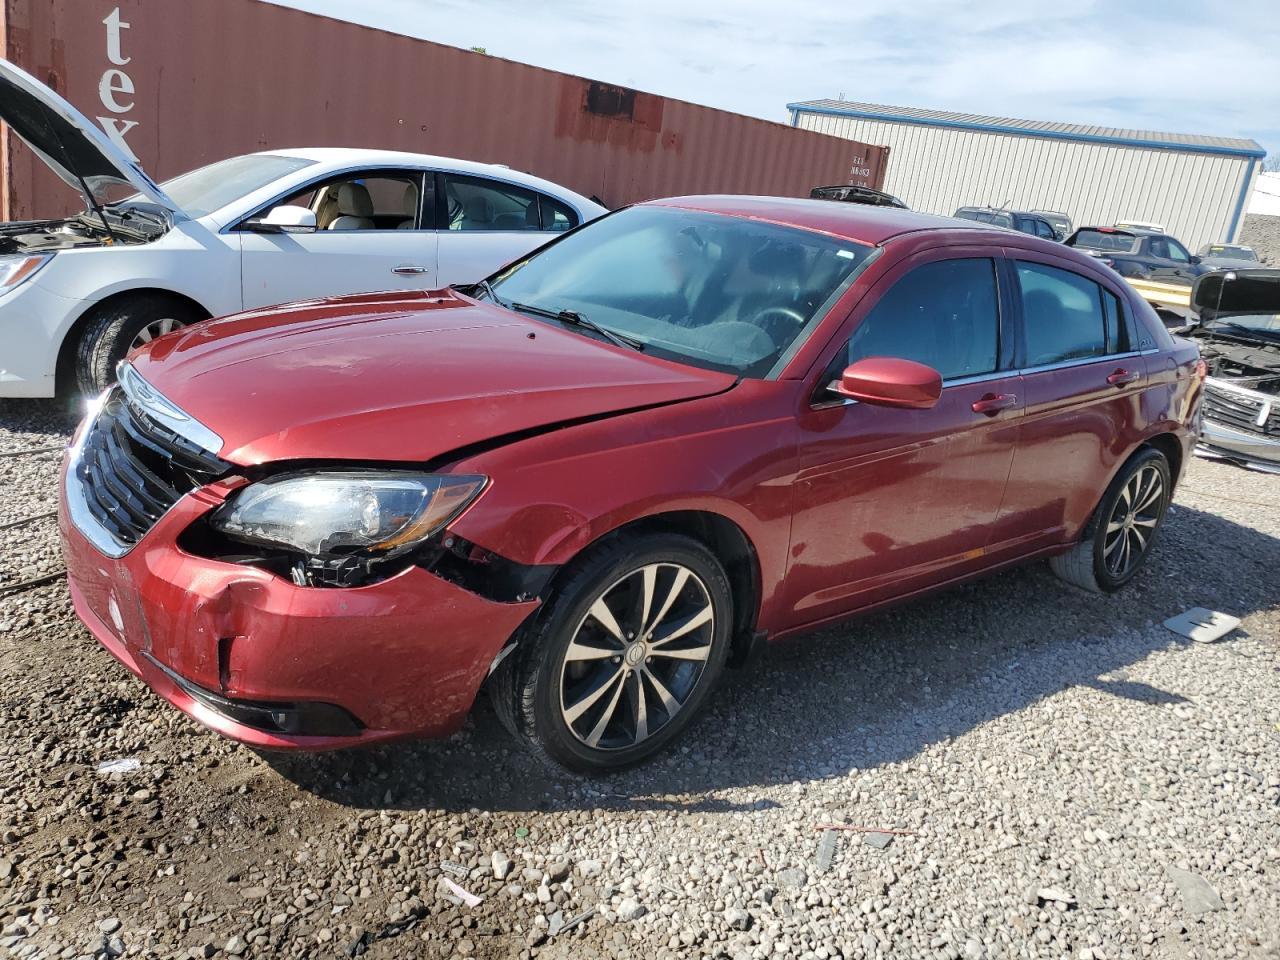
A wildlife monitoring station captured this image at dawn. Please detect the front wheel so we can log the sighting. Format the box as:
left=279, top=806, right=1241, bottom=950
left=73, top=295, right=202, bottom=396
left=492, top=533, right=733, bottom=772
left=1050, top=447, right=1171, bottom=593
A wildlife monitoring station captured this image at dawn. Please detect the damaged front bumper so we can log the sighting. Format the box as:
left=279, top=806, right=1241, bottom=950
left=1196, top=378, right=1280, bottom=474
left=59, top=462, right=539, bottom=750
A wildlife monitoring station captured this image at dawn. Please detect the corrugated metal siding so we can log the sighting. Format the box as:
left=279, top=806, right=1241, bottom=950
left=0, top=0, right=888, bottom=220
left=794, top=110, right=1257, bottom=250
left=789, top=100, right=1265, bottom=155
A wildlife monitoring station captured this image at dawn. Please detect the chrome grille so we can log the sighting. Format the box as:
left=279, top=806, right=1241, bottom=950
left=1202, top=381, right=1279, bottom=438
left=72, top=386, right=229, bottom=552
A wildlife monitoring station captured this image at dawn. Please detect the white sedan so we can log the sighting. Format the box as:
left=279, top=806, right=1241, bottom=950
left=0, top=58, right=606, bottom=397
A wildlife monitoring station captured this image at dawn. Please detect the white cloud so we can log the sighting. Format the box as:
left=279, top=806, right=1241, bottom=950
left=266, top=0, right=1279, bottom=156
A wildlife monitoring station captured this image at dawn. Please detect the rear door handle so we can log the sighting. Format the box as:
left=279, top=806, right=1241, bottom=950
left=392, top=265, right=430, bottom=275
left=971, top=393, right=1018, bottom=415
left=1106, top=368, right=1140, bottom=387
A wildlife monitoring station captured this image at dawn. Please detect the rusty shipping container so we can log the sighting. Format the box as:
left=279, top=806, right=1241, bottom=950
left=0, top=0, right=888, bottom=220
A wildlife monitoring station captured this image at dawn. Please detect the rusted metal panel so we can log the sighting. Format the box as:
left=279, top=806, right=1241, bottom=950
left=2, top=0, right=888, bottom=221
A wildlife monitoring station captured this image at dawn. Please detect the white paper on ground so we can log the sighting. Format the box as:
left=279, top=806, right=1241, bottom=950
left=1163, top=607, right=1241, bottom=643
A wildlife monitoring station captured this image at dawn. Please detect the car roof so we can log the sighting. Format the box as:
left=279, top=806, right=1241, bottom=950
left=646, top=195, right=989, bottom=245
left=247, top=147, right=602, bottom=208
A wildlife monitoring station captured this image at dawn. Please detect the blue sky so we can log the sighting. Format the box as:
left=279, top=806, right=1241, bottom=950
left=268, top=0, right=1279, bottom=162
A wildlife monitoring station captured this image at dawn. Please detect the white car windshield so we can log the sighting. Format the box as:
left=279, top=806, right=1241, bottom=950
left=140, top=154, right=315, bottom=218
left=489, top=205, right=877, bottom=378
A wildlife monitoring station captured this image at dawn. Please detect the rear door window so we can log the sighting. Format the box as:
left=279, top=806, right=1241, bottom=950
left=1070, top=230, right=1139, bottom=254
left=1016, top=262, right=1110, bottom=366
left=441, top=174, right=543, bottom=231
left=835, top=258, right=1001, bottom=382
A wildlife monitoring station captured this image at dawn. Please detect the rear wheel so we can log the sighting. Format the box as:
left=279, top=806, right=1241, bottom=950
left=492, top=533, right=732, bottom=772
left=73, top=294, right=202, bottom=396
left=1050, top=447, right=1171, bottom=593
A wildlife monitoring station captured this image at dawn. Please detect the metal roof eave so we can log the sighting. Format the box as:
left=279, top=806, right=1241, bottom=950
left=786, top=102, right=1267, bottom=160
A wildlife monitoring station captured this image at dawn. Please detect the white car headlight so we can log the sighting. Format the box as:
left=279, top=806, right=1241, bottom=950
left=0, top=254, right=52, bottom=291
left=211, top=471, right=486, bottom=558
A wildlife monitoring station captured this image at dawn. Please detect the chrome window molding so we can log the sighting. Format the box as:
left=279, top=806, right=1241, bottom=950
left=1017, top=350, right=1141, bottom=376
left=117, top=362, right=224, bottom=455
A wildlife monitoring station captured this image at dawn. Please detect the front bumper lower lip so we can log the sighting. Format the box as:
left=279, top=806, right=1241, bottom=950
left=1197, top=417, right=1280, bottom=474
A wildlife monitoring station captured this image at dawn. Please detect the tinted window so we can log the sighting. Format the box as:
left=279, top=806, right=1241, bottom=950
left=1165, top=239, right=1191, bottom=263
left=838, top=258, right=1000, bottom=381
left=1017, top=262, right=1108, bottom=366
left=489, top=205, right=875, bottom=378
left=1148, top=237, right=1170, bottom=259
left=1102, top=289, right=1130, bottom=354
left=1035, top=220, right=1056, bottom=240
left=443, top=174, right=542, bottom=231
left=539, top=195, right=578, bottom=231
left=1069, top=230, right=1139, bottom=254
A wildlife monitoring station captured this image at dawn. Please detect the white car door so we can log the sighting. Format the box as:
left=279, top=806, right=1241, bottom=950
left=434, top=172, right=578, bottom=284
left=237, top=170, right=440, bottom=309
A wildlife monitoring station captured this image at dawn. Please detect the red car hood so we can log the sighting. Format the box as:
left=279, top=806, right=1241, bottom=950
left=131, top=289, right=736, bottom=466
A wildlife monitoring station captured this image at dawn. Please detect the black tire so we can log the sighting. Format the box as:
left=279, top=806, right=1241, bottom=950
left=1049, top=447, right=1172, bottom=594
left=73, top=294, right=202, bottom=396
left=492, top=532, right=733, bottom=773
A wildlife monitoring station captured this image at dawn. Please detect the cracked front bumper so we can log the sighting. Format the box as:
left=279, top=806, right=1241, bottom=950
left=59, top=459, right=539, bottom=750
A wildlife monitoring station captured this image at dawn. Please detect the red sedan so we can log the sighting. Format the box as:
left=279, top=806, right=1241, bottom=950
left=59, top=197, right=1203, bottom=772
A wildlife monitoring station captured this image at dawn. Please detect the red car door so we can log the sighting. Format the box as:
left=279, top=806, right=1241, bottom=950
left=784, top=250, right=1023, bottom=629
left=992, top=252, right=1150, bottom=552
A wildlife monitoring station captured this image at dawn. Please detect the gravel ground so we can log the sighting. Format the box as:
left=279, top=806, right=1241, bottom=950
left=1, top=399, right=1278, bottom=960
left=1238, top=214, right=1280, bottom=266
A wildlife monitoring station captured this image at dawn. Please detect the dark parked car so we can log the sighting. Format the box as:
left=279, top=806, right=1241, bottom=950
left=1066, top=226, right=1211, bottom=283
left=810, top=184, right=908, bottom=209
left=1033, top=210, right=1074, bottom=241
left=1190, top=268, right=1280, bottom=473
left=1196, top=243, right=1261, bottom=270
left=953, top=206, right=1059, bottom=241
left=59, top=197, right=1202, bottom=772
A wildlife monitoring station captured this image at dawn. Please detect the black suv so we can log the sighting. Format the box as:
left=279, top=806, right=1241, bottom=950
left=1065, top=226, right=1209, bottom=283
left=952, top=206, right=1059, bottom=241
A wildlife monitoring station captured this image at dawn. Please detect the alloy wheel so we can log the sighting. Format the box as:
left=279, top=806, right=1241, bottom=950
left=559, top=562, right=715, bottom=751
left=1102, top=464, right=1165, bottom=578
left=129, top=317, right=184, bottom=350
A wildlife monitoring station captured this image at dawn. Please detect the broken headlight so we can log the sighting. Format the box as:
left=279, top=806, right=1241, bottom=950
left=210, top=472, right=486, bottom=559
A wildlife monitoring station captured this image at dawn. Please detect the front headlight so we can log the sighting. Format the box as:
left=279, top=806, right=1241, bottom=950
left=210, top=471, right=486, bottom=558
left=0, top=254, right=52, bottom=291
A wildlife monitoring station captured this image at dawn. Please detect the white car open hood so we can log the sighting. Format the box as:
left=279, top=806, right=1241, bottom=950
left=0, top=57, right=181, bottom=216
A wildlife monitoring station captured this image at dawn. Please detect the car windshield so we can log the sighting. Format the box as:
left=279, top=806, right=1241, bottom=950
left=1072, top=230, right=1139, bottom=253
left=1205, top=245, right=1257, bottom=260
left=146, top=154, right=315, bottom=218
left=1209, top=313, right=1280, bottom=337
left=488, top=205, right=877, bottom=377
left=955, top=209, right=1014, bottom=228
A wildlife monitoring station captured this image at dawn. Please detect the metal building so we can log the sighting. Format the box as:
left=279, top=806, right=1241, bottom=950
left=788, top=100, right=1266, bottom=250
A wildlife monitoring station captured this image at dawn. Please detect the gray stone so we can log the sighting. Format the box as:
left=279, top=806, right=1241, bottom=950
left=224, top=935, right=247, bottom=956
left=777, top=867, right=807, bottom=888
left=864, top=832, right=894, bottom=850
left=724, top=907, right=751, bottom=931
left=98, top=919, right=121, bottom=935
left=491, top=850, right=513, bottom=880
left=617, top=898, right=646, bottom=921
left=815, top=830, right=837, bottom=874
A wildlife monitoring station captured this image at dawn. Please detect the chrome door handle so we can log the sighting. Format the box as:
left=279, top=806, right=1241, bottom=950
left=392, top=265, right=429, bottom=275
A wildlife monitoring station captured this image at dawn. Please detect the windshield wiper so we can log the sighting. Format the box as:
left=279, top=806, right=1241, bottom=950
left=508, top=302, right=644, bottom=351
left=451, top=279, right=505, bottom=307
